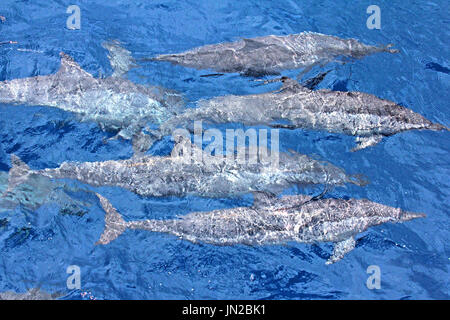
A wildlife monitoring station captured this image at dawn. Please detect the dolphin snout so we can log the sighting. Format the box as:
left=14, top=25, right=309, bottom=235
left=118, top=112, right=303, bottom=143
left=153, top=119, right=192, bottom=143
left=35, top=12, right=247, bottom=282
left=400, top=210, right=426, bottom=221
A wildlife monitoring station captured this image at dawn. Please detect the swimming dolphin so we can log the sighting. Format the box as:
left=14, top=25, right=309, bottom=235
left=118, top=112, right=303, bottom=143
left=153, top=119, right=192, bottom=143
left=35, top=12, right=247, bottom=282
left=6, top=137, right=367, bottom=201
left=148, top=77, right=448, bottom=151
left=0, top=41, right=185, bottom=154
left=151, top=32, right=399, bottom=77
left=95, top=193, right=425, bottom=264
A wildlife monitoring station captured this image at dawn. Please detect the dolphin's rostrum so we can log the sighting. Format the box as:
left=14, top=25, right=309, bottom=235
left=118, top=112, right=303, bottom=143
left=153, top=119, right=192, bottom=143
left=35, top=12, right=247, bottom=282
left=95, top=193, right=425, bottom=264
left=0, top=41, right=185, bottom=154
left=152, top=32, right=399, bottom=76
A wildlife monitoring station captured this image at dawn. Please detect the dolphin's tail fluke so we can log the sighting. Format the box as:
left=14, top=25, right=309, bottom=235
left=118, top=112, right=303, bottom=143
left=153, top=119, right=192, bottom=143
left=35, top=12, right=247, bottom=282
left=5, top=154, right=32, bottom=195
left=95, top=193, right=128, bottom=245
left=380, top=43, right=400, bottom=54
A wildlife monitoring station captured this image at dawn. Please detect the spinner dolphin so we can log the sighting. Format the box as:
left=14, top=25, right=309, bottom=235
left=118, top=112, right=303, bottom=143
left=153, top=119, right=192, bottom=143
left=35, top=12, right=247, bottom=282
left=95, top=193, right=425, bottom=264
left=148, top=77, right=448, bottom=151
left=152, top=31, right=399, bottom=77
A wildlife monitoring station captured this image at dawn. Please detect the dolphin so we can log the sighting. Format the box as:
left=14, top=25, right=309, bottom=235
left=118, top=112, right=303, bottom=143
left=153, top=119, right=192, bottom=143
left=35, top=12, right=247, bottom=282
left=151, top=31, right=399, bottom=77
left=0, top=41, right=185, bottom=154
left=94, top=193, right=425, bottom=264
left=148, top=77, right=448, bottom=151
left=6, top=137, right=367, bottom=201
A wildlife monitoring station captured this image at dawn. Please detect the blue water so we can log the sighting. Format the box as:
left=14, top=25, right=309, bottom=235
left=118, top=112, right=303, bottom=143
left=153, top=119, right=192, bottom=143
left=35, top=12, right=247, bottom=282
left=0, top=0, right=449, bottom=300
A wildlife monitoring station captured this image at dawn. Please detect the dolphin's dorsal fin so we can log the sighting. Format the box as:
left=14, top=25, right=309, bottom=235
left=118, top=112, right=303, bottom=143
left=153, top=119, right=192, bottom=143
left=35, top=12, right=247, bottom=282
left=57, top=52, right=93, bottom=79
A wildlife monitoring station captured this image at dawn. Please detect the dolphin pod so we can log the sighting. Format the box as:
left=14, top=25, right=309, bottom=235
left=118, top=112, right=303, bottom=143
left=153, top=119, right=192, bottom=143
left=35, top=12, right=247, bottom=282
left=1, top=31, right=441, bottom=264
left=152, top=31, right=399, bottom=77
left=6, top=137, right=367, bottom=200
left=146, top=76, right=448, bottom=151
left=0, top=41, right=185, bottom=155
left=95, top=193, right=425, bottom=264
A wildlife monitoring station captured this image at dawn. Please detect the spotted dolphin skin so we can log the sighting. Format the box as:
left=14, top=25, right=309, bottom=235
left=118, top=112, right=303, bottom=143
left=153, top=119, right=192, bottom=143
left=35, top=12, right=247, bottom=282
left=0, top=41, right=185, bottom=154
left=149, top=77, right=448, bottom=151
left=152, top=32, right=399, bottom=76
left=95, top=193, right=425, bottom=264
left=6, top=137, right=367, bottom=201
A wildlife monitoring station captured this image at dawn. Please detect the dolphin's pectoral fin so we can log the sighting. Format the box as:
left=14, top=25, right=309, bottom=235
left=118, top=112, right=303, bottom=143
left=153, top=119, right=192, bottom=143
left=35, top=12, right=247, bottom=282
left=57, top=52, right=93, bottom=79
left=252, top=191, right=278, bottom=208
left=326, top=237, right=356, bottom=264
left=351, top=135, right=383, bottom=152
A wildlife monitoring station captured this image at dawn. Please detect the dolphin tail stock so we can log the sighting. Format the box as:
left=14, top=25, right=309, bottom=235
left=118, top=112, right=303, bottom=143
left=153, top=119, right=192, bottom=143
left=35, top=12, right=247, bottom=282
left=94, top=193, right=128, bottom=245
left=4, top=154, right=32, bottom=196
